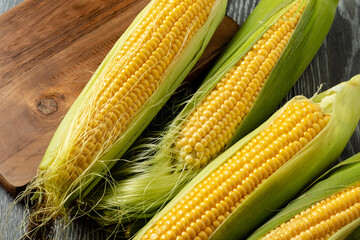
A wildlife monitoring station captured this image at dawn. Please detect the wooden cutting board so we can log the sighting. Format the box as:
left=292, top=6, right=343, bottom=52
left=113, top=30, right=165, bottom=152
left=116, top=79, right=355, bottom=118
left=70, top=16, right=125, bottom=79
left=0, top=0, right=239, bottom=195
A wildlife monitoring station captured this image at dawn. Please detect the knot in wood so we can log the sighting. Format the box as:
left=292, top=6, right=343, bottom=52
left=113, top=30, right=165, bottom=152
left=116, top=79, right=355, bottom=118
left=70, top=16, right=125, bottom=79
left=37, top=98, right=58, bottom=115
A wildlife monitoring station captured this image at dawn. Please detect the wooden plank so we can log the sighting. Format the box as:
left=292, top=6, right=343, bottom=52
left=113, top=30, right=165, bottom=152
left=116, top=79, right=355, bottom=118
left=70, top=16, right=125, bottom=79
left=0, top=0, right=239, bottom=195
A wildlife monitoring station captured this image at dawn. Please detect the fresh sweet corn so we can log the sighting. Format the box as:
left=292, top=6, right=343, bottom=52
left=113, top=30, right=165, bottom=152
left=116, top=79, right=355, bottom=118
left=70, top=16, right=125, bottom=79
left=25, top=0, right=227, bottom=229
left=86, top=0, right=339, bottom=226
left=53, top=0, right=223, bottom=185
left=142, top=101, right=330, bottom=240
left=263, top=186, right=360, bottom=240
left=175, top=0, right=305, bottom=167
left=134, top=75, right=360, bottom=240
left=248, top=152, right=360, bottom=240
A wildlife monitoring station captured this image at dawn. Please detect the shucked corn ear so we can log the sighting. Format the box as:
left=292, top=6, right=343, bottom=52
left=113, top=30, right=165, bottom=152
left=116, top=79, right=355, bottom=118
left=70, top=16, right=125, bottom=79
left=26, top=0, right=227, bottom=225
left=248, top=151, right=360, bottom=240
left=85, top=0, right=339, bottom=225
left=134, top=75, right=360, bottom=240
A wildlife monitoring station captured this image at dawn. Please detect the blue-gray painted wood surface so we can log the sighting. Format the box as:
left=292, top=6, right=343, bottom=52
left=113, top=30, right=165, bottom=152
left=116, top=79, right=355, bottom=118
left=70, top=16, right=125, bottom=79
left=1, top=0, right=360, bottom=239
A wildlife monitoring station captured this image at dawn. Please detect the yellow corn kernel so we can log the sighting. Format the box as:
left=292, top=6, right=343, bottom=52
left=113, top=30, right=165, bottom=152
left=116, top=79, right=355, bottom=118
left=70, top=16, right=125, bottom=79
left=262, top=186, right=360, bottom=240
left=175, top=0, right=305, bottom=167
left=52, top=0, right=218, bottom=188
left=141, top=100, right=330, bottom=240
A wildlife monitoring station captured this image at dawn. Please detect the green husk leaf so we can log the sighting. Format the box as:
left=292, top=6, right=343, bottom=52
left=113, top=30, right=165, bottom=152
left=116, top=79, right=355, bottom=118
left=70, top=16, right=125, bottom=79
left=331, top=217, right=360, bottom=240
left=134, top=75, right=360, bottom=239
left=248, top=152, right=360, bottom=240
left=343, top=220, right=360, bottom=240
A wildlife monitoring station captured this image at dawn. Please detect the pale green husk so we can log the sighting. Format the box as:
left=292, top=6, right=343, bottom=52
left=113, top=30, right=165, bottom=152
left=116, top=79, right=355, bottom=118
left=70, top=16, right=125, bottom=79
left=87, top=0, right=339, bottom=226
left=248, top=152, right=360, bottom=240
left=134, top=75, right=360, bottom=240
left=32, top=0, right=228, bottom=214
left=342, top=220, right=360, bottom=240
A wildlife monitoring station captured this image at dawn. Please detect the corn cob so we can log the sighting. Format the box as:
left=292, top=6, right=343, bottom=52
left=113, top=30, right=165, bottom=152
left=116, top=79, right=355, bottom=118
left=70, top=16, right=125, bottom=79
left=248, top=152, right=360, bottom=240
left=86, top=0, right=339, bottom=226
left=175, top=0, right=305, bottom=167
left=23, top=0, right=227, bottom=233
left=134, top=75, right=360, bottom=240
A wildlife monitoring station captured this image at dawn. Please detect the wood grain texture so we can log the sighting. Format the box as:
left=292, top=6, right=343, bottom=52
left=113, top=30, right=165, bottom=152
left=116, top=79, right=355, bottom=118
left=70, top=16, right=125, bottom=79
left=0, top=0, right=148, bottom=195
left=0, top=0, right=359, bottom=239
left=0, top=0, right=239, bottom=195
